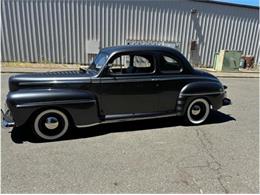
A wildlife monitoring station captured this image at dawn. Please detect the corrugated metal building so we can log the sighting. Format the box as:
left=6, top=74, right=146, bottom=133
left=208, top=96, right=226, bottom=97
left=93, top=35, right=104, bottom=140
left=1, top=0, right=259, bottom=66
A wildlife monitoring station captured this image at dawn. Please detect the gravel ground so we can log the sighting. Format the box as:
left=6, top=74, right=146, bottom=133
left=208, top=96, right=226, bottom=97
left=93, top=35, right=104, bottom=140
left=1, top=73, right=259, bottom=193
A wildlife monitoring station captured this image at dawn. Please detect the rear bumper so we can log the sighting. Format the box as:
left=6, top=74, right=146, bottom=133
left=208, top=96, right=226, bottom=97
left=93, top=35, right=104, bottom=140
left=223, top=98, right=232, bottom=106
left=222, top=85, right=231, bottom=106
left=1, top=109, right=15, bottom=128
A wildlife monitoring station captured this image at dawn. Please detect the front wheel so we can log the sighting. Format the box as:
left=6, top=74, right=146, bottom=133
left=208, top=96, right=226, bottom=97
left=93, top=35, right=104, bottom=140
left=185, top=98, right=210, bottom=125
left=32, top=109, right=69, bottom=141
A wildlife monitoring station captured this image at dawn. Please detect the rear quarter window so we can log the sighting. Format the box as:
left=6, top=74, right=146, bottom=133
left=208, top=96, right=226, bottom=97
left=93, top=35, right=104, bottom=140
left=159, top=55, right=183, bottom=73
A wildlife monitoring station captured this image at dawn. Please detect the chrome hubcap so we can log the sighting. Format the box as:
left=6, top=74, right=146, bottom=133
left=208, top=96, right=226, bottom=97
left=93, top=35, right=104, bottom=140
left=191, top=105, right=201, bottom=115
left=45, top=117, right=59, bottom=130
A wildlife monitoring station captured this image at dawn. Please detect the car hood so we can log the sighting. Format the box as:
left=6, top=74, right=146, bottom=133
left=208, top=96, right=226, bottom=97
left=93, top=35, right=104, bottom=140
left=9, top=70, right=94, bottom=91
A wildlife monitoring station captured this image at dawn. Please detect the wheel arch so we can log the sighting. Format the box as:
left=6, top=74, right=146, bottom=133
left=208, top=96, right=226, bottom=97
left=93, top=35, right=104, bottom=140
left=27, top=106, right=75, bottom=127
left=31, top=108, right=70, bottom=141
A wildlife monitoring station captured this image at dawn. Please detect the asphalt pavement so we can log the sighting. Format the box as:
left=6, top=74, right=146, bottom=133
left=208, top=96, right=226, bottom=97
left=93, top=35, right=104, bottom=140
left=1, top=73, right=259, bottom=193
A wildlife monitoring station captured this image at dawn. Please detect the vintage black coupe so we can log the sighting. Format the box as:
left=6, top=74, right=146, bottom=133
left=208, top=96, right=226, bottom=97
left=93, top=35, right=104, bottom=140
left=2, top=45, right=231, bottom=141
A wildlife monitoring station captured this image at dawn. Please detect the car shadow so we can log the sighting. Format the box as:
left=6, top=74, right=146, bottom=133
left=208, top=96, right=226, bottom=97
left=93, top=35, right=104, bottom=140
left=10, top=110, right=236, bottom=144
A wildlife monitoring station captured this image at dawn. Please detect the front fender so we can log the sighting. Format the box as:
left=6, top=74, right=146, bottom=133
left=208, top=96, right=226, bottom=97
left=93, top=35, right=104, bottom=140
left=7, top=88, right=100, bottom=127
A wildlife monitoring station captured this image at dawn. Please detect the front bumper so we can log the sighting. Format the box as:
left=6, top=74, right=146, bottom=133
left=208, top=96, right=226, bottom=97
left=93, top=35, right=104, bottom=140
left=1, top=109, right=15, bottom=128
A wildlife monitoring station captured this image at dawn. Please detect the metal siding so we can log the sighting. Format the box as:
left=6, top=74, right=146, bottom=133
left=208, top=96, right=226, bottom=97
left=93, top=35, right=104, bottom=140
left=1, top=0, right=259, bottom=65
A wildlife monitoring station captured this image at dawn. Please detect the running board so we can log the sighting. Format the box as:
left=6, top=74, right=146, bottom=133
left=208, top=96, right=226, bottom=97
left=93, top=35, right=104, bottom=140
left=105, top=111, right=179, bottom=121
left=76, top=111, right=180, bottom=128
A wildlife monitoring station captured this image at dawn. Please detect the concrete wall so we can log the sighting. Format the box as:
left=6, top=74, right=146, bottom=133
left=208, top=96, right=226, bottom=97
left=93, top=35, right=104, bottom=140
left=1, top=0, right=259, bottom=66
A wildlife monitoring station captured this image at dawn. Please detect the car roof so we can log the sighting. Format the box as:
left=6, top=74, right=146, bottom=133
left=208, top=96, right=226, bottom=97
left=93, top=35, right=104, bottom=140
left=100, top=45, right=180, bottom=55
left=99, top=45, right=194, bottom=73
left=97, top=45, right=195, bottom=74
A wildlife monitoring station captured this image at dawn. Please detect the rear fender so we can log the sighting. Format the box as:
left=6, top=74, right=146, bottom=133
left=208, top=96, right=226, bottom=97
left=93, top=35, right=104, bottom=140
left=176, top=81, right=225, bottom=115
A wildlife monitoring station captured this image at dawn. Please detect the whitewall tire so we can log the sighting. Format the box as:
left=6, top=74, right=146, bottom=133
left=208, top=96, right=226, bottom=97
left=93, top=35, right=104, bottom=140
left=186, top=98, right=210, bottom=125
left=33, top=109, right=69, bottom=141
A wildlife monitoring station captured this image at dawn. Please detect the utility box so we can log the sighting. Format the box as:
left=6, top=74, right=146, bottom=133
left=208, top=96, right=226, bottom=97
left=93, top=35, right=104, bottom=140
left=213, top=50, right=242, bottom=72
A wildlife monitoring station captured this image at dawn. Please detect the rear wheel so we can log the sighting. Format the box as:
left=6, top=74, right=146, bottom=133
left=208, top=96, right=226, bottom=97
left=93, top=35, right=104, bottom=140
left=32, top=109, right=69, bottom=141
left=186, top=98, right=210, bottom=125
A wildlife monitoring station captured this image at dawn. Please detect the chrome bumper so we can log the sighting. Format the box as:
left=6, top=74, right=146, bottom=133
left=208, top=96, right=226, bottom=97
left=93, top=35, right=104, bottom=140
left=222, top=85, right=231, bottom=106
left=1, top=109, right=15, bottom=128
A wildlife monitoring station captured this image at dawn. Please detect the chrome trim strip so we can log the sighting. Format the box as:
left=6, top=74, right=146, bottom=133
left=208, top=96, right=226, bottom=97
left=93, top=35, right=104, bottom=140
left=180, top=91, right=225, bottom=96
left=16, top=99, right=96, bottom=108
left=19, top=76, right=218, bottom=85
left=76, top=123, right=100, bottom=128
left=19, top=80, right=91, bottom=85
left=100, top=76, right=218, bottom=84
left=76, top=112, right=179, bottom=128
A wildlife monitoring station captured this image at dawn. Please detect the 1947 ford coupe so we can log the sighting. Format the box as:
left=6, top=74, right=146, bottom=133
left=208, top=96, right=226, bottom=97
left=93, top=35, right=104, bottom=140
left=2, top=45, right=231, bottom=141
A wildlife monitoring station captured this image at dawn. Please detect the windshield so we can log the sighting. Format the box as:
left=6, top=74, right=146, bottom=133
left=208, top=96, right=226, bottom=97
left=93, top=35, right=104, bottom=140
left=88, top=52, right=108, bottom=72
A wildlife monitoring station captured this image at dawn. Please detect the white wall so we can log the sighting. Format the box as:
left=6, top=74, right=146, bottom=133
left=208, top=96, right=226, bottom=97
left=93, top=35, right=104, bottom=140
left=1, top=0, right=259, bottom=66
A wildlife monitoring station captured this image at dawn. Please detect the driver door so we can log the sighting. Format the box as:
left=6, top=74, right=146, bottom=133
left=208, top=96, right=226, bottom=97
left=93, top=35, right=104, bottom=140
left=99, top=52, right=159, bottom=116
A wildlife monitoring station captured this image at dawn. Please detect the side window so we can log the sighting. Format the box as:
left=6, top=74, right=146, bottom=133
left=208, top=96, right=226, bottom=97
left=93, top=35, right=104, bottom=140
left=132, top=55, right=154, bottom=73
left=108, top=54, right=130, bottom=74
left=159, top=55, right=183, bottom=73
left=107, top=54, right=154, bottom=75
